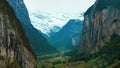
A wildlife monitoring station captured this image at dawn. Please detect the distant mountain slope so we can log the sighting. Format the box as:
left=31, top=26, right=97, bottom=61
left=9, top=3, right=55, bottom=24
left=7, top=0, right=57, bottom=55
left=50, top=19, right=83, bottom=50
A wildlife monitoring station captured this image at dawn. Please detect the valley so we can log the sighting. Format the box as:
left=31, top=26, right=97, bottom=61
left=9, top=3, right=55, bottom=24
left=36, top=0, right=120, bottom=68
left=0, top=0, right=119, bottom=68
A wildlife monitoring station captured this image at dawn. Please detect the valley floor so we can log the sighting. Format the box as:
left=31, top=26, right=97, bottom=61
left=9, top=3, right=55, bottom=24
left=37, top=51, right=120, bottom=68
left=37, top=51, right=84, bottom=68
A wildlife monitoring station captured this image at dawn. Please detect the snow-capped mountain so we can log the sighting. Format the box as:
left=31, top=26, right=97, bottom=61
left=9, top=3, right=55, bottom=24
left=29, top=10, right=84, bottom=37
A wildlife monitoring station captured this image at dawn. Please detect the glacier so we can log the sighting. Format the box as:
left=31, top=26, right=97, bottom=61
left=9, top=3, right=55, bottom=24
left=29, top=10, right=84, bottom=36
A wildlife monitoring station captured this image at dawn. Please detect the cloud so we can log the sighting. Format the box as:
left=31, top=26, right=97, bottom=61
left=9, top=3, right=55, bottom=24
left=24, top=0, right=95, bottom=13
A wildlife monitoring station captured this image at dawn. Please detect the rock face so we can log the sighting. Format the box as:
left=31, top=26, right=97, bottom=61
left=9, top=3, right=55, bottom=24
left=79, top=0, right=120, bottom=54
left=7, top=0, right=56, bottom=55
left=50, top=19, right=82, bottom=50
left=0, top=0, right=36, bottom=68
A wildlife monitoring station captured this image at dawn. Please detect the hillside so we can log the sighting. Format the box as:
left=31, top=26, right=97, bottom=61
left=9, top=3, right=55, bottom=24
left=50, top=19, right=82, bottom=50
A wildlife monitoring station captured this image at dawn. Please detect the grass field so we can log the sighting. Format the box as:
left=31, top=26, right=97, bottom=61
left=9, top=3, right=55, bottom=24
left=37, top=51, right=90, bottom=68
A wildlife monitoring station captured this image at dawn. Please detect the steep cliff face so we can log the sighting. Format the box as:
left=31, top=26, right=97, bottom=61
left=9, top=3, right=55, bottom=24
left=7, top=0, right=57, bottom=55
left=0, top=0, right=36, bottom=68
left=79, top=0, right=120, bottom=55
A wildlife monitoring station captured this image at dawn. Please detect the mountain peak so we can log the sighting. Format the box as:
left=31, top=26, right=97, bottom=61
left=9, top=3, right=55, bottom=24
left=67, top=19, right=82, bottom=25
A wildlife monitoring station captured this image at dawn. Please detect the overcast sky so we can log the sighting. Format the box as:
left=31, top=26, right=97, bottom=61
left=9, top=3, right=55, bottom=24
left=24, top=0, right=96, bottom=13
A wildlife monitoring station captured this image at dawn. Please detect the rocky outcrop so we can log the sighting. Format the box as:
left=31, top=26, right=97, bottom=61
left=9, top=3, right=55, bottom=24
left=79, top=0, right=120, bottom=54
left=7, top=0, right=57, bottom=55
left=0, top=0, right=36, bottom=68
